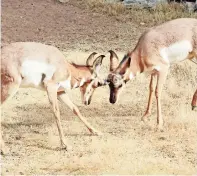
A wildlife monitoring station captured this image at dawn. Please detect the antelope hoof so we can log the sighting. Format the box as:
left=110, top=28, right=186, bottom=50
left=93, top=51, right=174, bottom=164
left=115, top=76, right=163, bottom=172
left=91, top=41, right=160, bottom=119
left=141, top=117, right=148, bottom=123
left=89, top=128, right=103, bottom=136
left=60, top=140, right=72, bottom=151
left=156, top=124, right=164, bottom=132
left=140, top=120, right=146, bottom=125
left=192, top=106, right=196, bottom=111
left=1, top=146, right=9, bottom=155
left=141, top=112, right=151, bottom=122
left=60, top=143, right=72, bottom=151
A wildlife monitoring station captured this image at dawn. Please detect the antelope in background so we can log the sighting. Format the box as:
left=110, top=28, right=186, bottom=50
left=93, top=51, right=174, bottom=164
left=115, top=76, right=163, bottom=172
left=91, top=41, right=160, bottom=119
left=107, top=18, right=197, bottom=131
left=1, top=42, right=107, bottom=154
left=192, top=89, right=197, bottom=110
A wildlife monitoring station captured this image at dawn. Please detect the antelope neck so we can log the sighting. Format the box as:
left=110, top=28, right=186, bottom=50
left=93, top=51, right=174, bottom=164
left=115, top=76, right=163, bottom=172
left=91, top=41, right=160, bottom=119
left=123, top=52, right=142, bottom=81
left=69, top=63, right=92, bottom=89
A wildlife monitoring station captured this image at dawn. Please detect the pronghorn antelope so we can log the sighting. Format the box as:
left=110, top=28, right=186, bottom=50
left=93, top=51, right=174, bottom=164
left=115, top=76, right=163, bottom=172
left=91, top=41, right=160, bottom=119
left=107, top=18, right=197, bottom=130
left=1, top=42, right=107, bottom=154
left=192, top=89, right=197, bottom=110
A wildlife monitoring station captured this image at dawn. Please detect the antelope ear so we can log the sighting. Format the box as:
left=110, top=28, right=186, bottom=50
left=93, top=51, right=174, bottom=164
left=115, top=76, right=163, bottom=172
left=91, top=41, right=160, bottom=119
left=117, top=55, right=131, bottom=75
left=108, top=50, right=119, bottom=72
left=93, top=55, right=105, bottom=74
left=86, top=52, right=97, bottom=66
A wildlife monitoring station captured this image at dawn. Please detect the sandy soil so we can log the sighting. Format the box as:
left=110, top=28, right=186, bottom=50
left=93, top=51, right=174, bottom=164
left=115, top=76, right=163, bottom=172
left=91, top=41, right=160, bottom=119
left=1, top=0, right=197, bottom=175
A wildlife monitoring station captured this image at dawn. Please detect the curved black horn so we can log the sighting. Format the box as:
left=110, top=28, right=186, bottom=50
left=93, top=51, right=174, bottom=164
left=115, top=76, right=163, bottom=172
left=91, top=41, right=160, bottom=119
left=93, top=55, right=105, bottom=68
left=108, top=50, right=119, bottom=71
left=86, top=52, right=97, bottom=66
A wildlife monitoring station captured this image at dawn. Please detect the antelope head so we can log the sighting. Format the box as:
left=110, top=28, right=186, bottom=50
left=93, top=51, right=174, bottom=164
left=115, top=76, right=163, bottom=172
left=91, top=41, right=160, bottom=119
left=81, top=53, right=107, bottom=105
left=107, top=50, right=131, bottom=104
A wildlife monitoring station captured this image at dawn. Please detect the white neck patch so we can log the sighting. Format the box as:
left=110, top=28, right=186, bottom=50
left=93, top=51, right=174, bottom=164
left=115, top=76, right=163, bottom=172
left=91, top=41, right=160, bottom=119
left=79, top=78, right=86, bottom=87
left=73, top=82, right=78, bottom=88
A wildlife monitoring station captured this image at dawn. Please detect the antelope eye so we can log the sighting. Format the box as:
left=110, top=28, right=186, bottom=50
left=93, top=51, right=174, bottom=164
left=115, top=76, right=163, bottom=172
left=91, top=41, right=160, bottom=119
left=108, top=74, right=112, bottom=80
left=97, top=82, right=102, bottom=86
left=114, top=78, right=118, bottom=83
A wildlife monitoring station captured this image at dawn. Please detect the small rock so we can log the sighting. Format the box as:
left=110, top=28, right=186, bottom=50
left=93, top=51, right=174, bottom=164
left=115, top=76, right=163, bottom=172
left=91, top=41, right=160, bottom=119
left=58, top=0, right=69, bottom=3
left=158, top=136, right=166, bottom=140
left=15, top=136, right=21, bottom=140
left=140, top=22, right=145, bottom=25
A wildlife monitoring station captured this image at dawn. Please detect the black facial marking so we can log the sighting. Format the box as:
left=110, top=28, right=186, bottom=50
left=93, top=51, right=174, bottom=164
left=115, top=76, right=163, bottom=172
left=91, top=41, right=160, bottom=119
left=124, top=80, right=128, bottom=84
left=97, top=82, right=102, bottom=87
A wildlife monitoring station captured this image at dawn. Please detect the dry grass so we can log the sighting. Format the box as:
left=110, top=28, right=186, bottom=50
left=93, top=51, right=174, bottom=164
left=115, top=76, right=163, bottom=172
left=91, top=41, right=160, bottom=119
left=75, top=0, right=197, bottom=26
left=2, top=0, right=197, bottom=174
left=2, top=51, right=197, bottom=175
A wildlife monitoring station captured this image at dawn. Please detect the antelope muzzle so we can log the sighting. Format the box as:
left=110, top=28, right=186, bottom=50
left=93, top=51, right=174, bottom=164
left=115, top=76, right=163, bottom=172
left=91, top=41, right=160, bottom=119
left=109, top=86, right=118, bottom=104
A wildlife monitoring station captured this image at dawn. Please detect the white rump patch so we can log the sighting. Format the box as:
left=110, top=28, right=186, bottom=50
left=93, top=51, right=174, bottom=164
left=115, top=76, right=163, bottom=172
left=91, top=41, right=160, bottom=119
left=21, top=60, right=56, bottom=88
left=73, top=82, right=78, bottom=88
left=79, top=78, right=86, bottom=87
left=160, top=40, right=193, bottom=64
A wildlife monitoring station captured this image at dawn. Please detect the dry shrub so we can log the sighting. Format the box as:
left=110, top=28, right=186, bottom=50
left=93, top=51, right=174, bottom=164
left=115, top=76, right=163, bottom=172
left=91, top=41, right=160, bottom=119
left=75, top=0, right=197, bottom=26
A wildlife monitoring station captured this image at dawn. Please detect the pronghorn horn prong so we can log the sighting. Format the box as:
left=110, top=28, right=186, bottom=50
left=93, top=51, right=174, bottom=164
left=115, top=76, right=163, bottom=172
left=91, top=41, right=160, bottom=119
left=86, top=52, right=97, bottom=66
left=108, top=50, right=119, bottom=72
left=93, top=55, right=105, bottom=70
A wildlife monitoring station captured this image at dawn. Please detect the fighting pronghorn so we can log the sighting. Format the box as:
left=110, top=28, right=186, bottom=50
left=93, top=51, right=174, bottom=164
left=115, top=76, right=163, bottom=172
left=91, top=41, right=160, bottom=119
left=107, top=18, right=197, bottom=130
left=0, top=42, right=107, bottom=154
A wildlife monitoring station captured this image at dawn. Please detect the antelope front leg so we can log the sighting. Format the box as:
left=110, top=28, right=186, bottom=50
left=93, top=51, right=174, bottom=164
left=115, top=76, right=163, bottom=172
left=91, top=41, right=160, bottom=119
left=192, top=89, right=197, bottom=110
left=141, top=74, right=155, bottom=122
left=57, top=92, right=102, bottom=136
left=155, top=70, right=168, bottom=131
left=44, top=82, right=69, bottom=150
left=0, top=128, right=8, bottom=155
left=0, top=109, right=9, bottom=155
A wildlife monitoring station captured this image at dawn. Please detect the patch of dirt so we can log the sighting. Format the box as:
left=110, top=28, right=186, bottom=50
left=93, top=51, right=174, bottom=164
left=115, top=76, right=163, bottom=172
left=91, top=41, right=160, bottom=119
left=1, top=0, right=197, bottom=175
left=1, top=0, right=144, bottom=52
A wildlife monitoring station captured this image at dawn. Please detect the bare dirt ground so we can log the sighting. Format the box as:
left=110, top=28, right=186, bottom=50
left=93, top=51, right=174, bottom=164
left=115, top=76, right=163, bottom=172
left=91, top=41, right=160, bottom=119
left=1, top=0, right=197, bottom=175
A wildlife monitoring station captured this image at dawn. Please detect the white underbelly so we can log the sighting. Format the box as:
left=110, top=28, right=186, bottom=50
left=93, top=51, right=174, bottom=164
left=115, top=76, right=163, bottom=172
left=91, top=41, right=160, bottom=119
left=160, top=40, right=193, bottom=64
